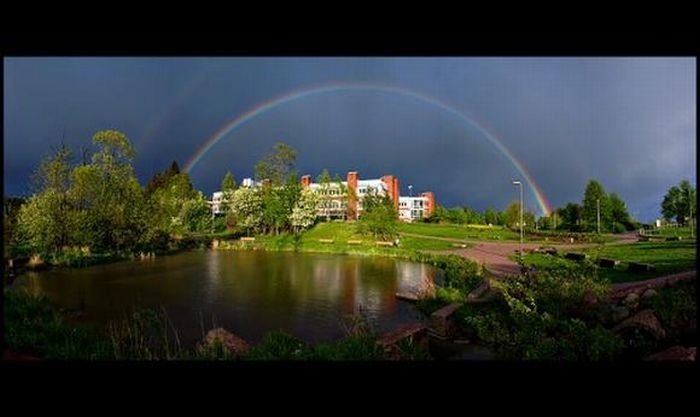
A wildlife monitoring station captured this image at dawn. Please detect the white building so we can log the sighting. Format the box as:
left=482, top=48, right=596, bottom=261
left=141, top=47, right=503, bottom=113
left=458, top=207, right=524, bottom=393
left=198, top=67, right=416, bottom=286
left=399, top=196, right=430, bottom=222
left=210, top=171, right=435, bottom=221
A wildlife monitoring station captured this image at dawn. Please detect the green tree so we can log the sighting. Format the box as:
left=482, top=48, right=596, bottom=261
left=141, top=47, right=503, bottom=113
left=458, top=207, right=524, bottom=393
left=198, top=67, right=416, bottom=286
left=582, top=180, right=611, bottom=233
left=484, top=207, right=499, bottom=226
left=70, top=130, right=146, bottom=251
left=260, top=173, right=301, bottom=234
left=18, top=143, right=74, bottom=251
left=145, top=160, right=181, bottom=195
left=609, top=193, right=634, bottom=232
left=254, top=142, right=297, bottom=185
left=221, top=171, right=237, bottom=193
left=357, top=188, right=398, bottom=239
left=229, top=186, right=264, bottom=234
left=290, top=187, right=320, bottom=233
left=559, top=203, right=583, bottom=231
left=661, top=180, right=696, bottom=226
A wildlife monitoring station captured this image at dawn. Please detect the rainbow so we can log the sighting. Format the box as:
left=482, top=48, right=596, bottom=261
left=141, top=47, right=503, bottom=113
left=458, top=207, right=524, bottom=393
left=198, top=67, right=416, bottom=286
left=184, top=81, right=553, bottom=216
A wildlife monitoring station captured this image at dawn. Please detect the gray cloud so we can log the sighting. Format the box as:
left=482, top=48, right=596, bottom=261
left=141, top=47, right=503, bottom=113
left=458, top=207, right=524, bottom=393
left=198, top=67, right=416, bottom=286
left=4, top=57, right=695, bottom=222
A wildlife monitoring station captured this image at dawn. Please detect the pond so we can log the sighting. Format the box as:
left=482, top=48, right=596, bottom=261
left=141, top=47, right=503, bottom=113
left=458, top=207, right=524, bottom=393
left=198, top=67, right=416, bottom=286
left=13, top=250, right=440, bottom=347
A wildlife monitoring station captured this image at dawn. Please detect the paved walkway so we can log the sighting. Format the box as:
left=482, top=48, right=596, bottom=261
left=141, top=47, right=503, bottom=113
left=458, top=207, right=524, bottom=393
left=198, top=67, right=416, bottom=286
left=405, top=230, right=642, bottom=279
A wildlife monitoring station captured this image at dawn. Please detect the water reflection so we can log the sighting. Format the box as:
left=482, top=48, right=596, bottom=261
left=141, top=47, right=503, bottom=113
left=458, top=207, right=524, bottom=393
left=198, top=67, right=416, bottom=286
left=14, top=251, right=439, bottom=346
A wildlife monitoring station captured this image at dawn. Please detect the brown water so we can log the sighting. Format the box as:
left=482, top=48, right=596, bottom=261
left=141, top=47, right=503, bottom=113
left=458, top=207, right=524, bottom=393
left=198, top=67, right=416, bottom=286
left=14, top=250, right=439, bottom=346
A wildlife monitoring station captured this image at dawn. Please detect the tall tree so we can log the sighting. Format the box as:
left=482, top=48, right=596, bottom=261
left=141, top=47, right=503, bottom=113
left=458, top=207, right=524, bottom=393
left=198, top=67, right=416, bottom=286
left=609, top=193, right=634, bottom=232
left=356, top=188, right=398, bottom=239
left=661, top=180, right=696, bottom=226
left=221, top=171, right=237, bottom=192
left=582, top=180, right=611, bottom=232
left=254, top=142, right=297, bottom=185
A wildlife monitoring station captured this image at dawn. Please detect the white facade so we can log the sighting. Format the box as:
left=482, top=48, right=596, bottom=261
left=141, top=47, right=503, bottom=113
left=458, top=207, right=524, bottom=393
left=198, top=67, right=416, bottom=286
left=211, top=191, right=225, bottom=215
left=310, top=179, right=390, bottom=219
left=399, top=196, right=429, bottom=222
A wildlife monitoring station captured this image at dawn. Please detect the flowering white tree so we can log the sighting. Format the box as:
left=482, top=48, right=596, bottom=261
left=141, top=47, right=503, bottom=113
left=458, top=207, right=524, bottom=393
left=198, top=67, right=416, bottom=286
left=290, top=187, right=320, bottom=233
left=229, top=186, right=263, bottom=234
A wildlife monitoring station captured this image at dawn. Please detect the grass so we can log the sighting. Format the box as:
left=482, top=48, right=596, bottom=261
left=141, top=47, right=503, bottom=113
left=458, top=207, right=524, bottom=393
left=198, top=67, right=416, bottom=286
left=397, top=222, right=520, bottom=241
left=237, top=222, right=459, bottom=256
left=585, top=240, right=696, bottom=283
left=644, top=226, right=695, bottom=239
left=519, top=239, right=696, bottom=284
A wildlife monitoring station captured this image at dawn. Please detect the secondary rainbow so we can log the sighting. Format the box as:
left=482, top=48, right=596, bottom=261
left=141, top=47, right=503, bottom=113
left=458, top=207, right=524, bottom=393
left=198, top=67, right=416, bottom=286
left=184, top=81, right=553, bottom=216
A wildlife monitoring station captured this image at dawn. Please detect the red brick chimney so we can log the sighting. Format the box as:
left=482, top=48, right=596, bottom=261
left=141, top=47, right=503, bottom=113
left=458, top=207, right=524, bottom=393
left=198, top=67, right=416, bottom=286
left=421, top=191, right=436, bottom=217
left=347, top=171, right=358, bottom=220
left=301, top=174, right=311, bottom=188
left=381, top=175, right=399, bottom=211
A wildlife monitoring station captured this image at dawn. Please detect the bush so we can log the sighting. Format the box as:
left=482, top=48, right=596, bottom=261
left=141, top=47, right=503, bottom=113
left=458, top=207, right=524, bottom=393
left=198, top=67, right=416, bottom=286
left=4, top=290, right=112, bottom=359
left=246, top=331, right=312, bottom=360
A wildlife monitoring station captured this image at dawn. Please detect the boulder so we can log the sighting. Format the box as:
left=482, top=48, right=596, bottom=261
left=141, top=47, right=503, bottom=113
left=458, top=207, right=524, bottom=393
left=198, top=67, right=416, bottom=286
left=623, top=292, right=640, bottom=308
left=613, top=309, right=667, bottom=341
left=611, top=306, right=630, bottom=322
left=429, top=303, right=463, bottom=339
left=641, top=288, right=658, bottom=299
left=200, top=328, right=251, bottom=356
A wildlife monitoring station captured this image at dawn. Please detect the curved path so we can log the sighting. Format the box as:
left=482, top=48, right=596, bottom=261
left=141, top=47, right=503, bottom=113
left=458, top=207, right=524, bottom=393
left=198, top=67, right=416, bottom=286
left=405, top=231, right=640, bottom=279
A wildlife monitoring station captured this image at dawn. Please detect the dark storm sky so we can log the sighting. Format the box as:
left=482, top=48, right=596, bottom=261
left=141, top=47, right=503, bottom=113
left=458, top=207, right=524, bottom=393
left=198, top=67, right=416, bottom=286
left=3, top=57, right=696, bottom=221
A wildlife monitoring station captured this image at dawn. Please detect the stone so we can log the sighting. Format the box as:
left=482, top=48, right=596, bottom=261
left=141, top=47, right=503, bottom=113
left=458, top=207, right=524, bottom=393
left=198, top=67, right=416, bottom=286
left=611, top=306, right=630, bottom=322
left=628, top=262, right=656, bottom=273
left=467, top=280, right=490, bottom=302
left=201, top=328, right=251, bottom=356
left=644, top=346, right=696, bottom=361
left=377, top=323, right=427, bottom=348
left=622, top=292, right=641, bottom=309
left=613, top=309, right=667, bottom=341
left=598, top=258, right=619, bottom=268
left=429, top=303, right=463, bottom=339
left=565, top=252, right=586, bottom=261
left=641, top=288, right=658, bottom=299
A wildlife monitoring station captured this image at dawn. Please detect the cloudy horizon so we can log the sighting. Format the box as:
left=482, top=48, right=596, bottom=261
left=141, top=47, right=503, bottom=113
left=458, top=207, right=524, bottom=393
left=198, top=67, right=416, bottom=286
left=4, top=57, right=696, bottom=222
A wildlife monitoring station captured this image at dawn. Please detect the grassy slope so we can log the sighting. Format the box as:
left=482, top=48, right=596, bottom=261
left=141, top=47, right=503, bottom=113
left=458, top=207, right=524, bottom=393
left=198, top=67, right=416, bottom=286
left=252, top=221, right=459, bottom=256
left=521, top=239, right=697, bottom=284
left=397, top=222, right=520, bottom=241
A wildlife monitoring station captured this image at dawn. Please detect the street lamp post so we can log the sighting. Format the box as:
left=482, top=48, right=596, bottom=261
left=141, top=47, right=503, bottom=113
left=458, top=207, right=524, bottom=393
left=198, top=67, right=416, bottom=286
left=689, top=188, right=694, bottom=239
left=408, top=185, right=413, bottom=197
left=513, top=180, right=523, bottom=252
left=597, top=198, right=600, bottom=234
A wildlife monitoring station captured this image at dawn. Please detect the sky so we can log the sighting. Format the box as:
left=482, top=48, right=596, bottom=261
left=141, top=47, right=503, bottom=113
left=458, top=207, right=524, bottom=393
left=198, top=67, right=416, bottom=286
left=3, top=57, right=696, bottom=222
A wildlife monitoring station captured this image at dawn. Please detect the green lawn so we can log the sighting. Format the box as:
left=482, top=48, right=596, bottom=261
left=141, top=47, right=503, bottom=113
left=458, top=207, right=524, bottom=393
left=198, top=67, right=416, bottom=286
left=397, top=222, right=520, bottom=241
left=644, top=227, right=695, bottom=239
left=247, top=221, right=458, bottom=256
left=585, top=240, right=697, bottom=283
left=520, top=239, right=697, bottom=284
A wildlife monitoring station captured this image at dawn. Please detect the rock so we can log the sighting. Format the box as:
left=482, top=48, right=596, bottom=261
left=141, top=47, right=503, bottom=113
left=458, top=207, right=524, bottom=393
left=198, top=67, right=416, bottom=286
left=200, top=328, right=250, bottom=356
left=467, top=280, right=490, bottom=302
left=429, top=303, right=463, bottom=339
left=623, top=292, right=640, bottom=307
left=613, top=309, right=667, bottom=341
left=211, top=239, right=220, bottom=249
left=611, top=306, right=630, bottom=322
left=598, top=258, right=619, bottom=268
left=644, top=346, right=696, bottom=361
left=641, top=288, right=658, bottom=299
left=565, top=252, right=586, bottom=261
left=377, top=323, right=428, bottom=348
